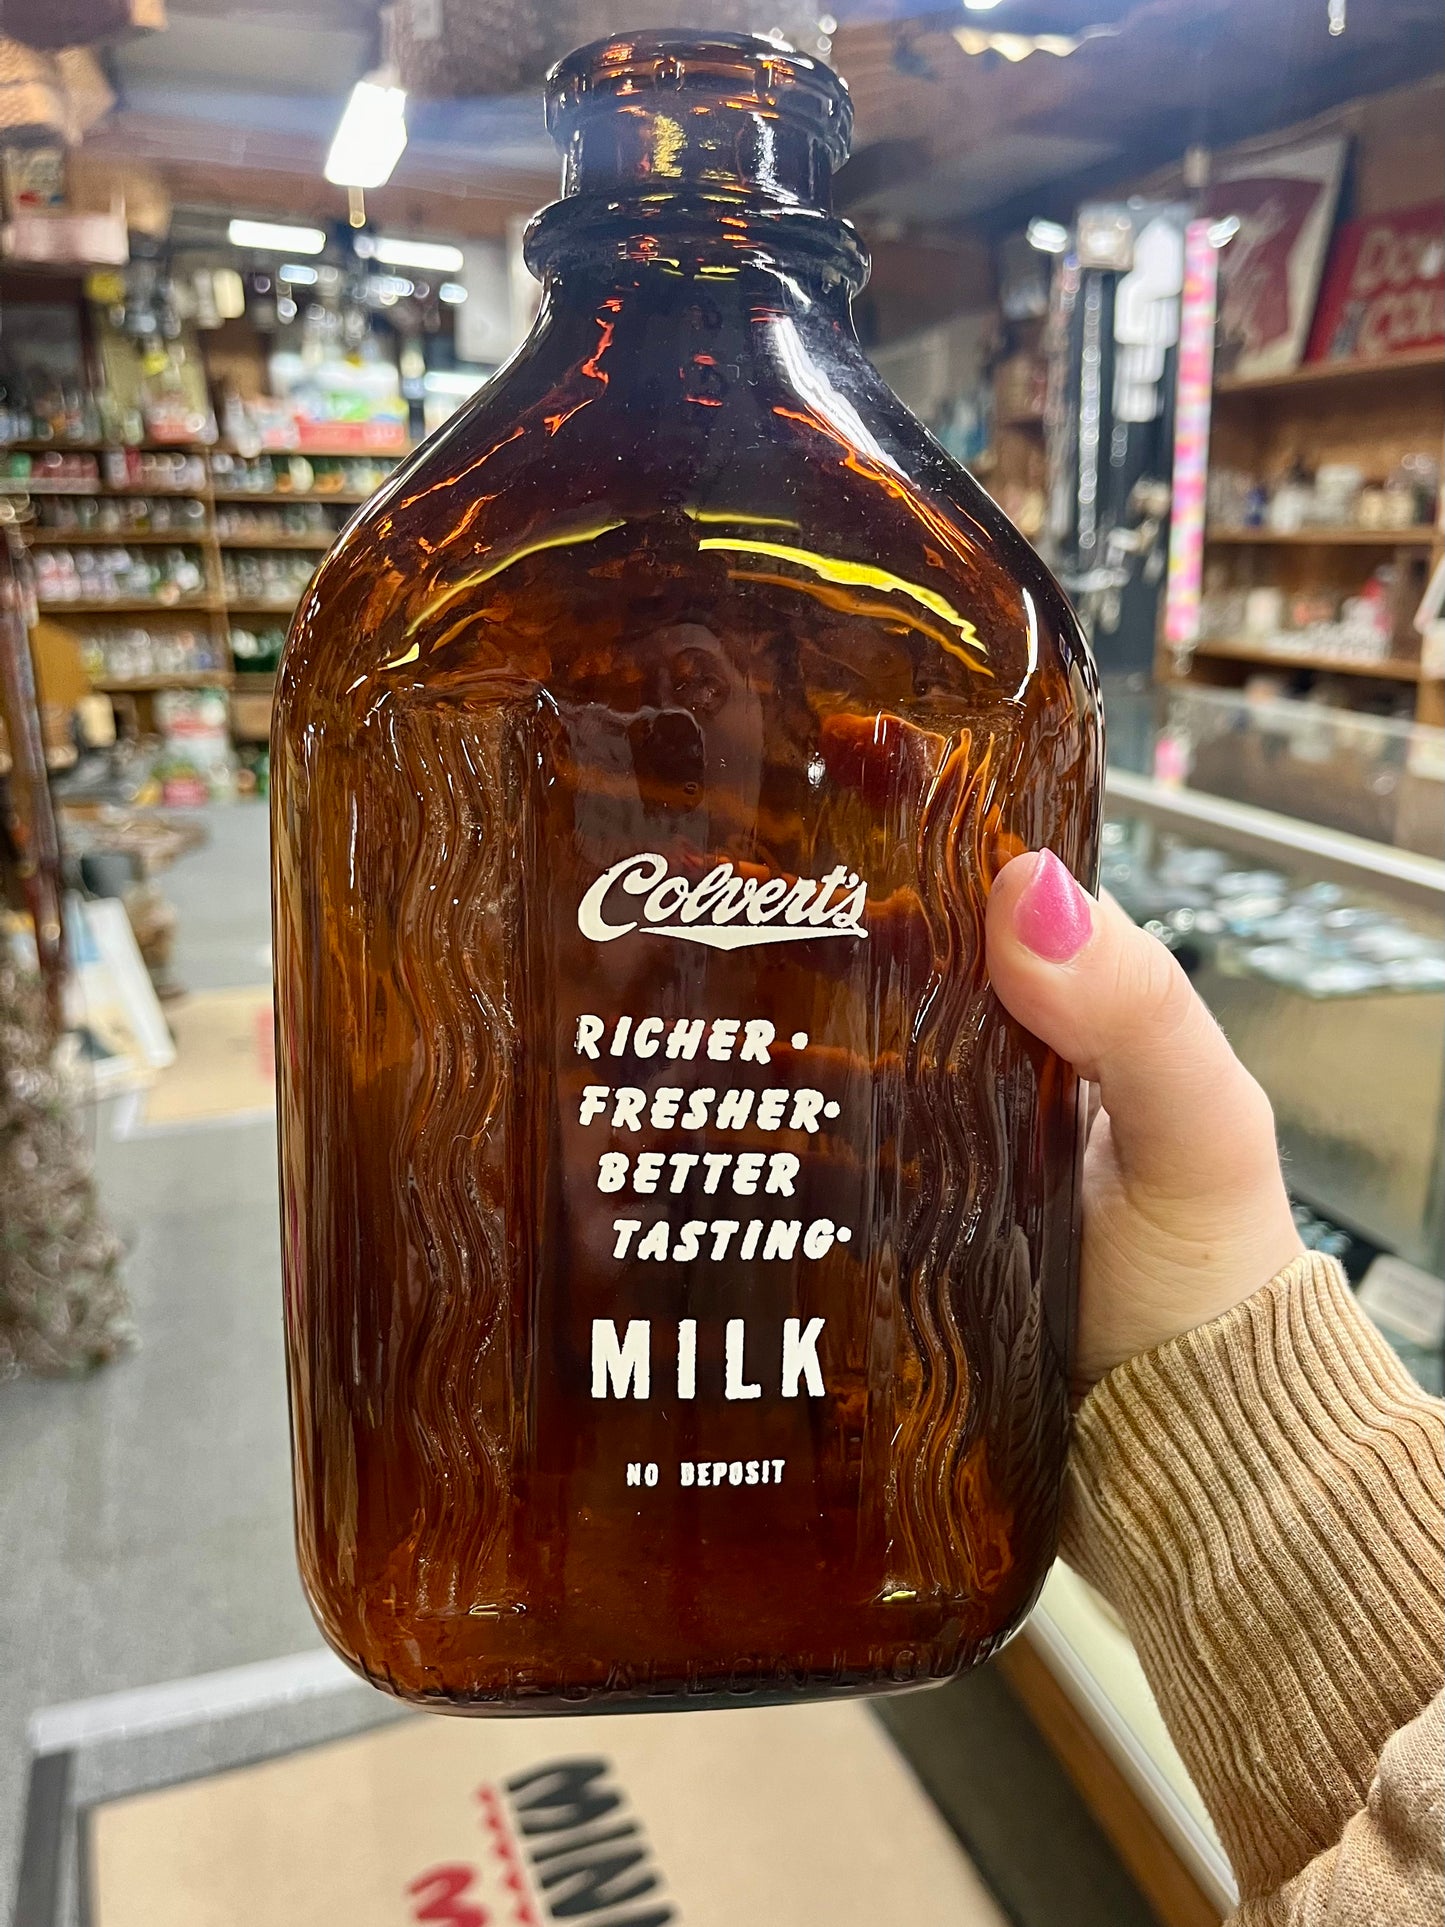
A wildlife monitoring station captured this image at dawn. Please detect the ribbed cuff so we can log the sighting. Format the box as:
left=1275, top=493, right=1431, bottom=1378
left=1061, top=1252, right=1445, bottom=1900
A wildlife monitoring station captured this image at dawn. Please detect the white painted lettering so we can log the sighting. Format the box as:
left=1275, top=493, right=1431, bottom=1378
left=715, top=1088, right=755, bottom=1130
left=766, top=1152, right=800, bottom=1196
left=763, top=1219, right=801, bottom=1261
left=733, top=1152, right=764, bottom=1195
left=632, top=1017, right=664, bottom=1058
left=782, top=1316, right=826, bottom=1396
left=633, top=1152, right=663, bottom=1195
left=592, top=1318, right=650, bottom=1398
left=707, top=1019, right=740, bottom=1061
left=666, top=1019, right=705, bottom=1059
left=636, top=1221, right=671, bottom=1262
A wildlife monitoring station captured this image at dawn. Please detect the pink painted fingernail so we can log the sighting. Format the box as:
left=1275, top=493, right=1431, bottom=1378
left=1013, top=850, right=1092, bottom=962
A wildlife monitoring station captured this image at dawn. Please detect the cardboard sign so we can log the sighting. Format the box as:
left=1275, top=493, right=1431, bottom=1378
left=87, top=1701, right=1008, bottom=1927
left=1305, top=200, right=1445, bottom=363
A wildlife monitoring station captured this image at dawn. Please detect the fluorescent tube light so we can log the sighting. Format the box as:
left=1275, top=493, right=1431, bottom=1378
left=279, top=262, right=319, bottom=284
left=228, top=219, right=326, bottom=255
left=325, top=78, right=408, bottom=190
left=438, top=282, right=468, bottom=304
left=374, top=236, right=464, bottom=274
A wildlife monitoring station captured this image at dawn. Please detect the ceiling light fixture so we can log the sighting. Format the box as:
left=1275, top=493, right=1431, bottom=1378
left=1026, top=217, right=1070, bottom=253
left=325, top=75, right=408, bottom=192
left=961, top=0, right=1006, bottom=12
left=279, top=262, right=319, bottom=284
left=228, top=219, right=327, bottom=255
left=954, top=20, right=1117, bottom=57
left=438, top=282, right=468, bottom=304
left=373, top=236, right=465, bottom=273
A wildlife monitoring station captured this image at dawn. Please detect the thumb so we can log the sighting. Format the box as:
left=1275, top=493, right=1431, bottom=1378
left=986, top=849, right=1277, bottom=1200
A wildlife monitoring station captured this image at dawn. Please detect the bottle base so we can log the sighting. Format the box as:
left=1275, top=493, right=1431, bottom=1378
left=312, top=1616, right=1025, bottom=1717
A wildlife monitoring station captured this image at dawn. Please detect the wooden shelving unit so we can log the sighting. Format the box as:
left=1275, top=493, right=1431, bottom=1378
left=214, top=533, right=333, bottom=550
left=1214, top=344, right=1445, bottom=394
left=1168, top=347, right=1445, bottom=729
left=23, top=528, right=211, bottom=546
left=1206, top=525, right=1437, bottom=547
left=91, top=672, right=235, bottom=692
left=211, top=488, right=374, bottom=505
left=37, top=597, right=221, bottom=616
left=1191, top=638, right=1425, bottom=681
left=4, top=439, right=403, bottom=747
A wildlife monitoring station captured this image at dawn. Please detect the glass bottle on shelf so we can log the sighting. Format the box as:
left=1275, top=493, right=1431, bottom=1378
left=273, top=32, right=1101, bottom=1713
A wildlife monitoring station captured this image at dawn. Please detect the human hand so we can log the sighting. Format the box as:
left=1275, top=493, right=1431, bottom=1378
left=986, top=850, right=1305, bottom=1393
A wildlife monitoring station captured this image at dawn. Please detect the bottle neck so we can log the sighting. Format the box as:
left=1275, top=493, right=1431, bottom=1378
left=523, top=191, right=869, bottom=364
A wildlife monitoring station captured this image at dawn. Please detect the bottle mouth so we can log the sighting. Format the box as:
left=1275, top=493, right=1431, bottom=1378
left=545, top=29, right=854, bottom=173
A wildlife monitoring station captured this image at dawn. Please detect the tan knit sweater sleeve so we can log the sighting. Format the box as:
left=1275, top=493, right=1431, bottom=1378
left=1060, top=1252, right=1445, bottom=1919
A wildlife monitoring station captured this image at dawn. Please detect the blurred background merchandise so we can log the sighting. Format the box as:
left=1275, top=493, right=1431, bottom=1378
left=0, top=4, right=1442, bottom=1926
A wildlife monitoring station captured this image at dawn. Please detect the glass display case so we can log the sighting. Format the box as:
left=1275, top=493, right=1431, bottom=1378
left=1146, top=683, right=1445, bottom=859
left=1103, top=691, right=1445, bottom=1278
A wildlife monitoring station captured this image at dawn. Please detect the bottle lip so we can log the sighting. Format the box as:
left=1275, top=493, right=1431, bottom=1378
left=544, top=29, right=853, bottom=167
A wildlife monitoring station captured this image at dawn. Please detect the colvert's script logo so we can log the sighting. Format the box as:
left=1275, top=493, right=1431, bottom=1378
left=578, top=853, right=869, bottom=951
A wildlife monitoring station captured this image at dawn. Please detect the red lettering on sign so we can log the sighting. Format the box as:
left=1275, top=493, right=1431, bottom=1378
left=406, top=1863, right=490, bottom=1927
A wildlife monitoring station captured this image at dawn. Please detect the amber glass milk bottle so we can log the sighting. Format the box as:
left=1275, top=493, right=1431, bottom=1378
left=273, top=31, right=1101, bottom=1712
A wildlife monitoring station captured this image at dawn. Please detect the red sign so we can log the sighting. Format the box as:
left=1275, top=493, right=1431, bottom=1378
left=1306, top=200, right=1445, bottom=362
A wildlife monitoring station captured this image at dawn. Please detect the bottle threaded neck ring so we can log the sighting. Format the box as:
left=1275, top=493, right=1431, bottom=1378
left=544, top=31, right=853, bottom=206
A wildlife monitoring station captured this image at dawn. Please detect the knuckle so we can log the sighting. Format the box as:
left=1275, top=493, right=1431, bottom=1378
left=1113, top=921, right=1198, bottom=1045
left=1234, top=1068, right=1280, bottom=1149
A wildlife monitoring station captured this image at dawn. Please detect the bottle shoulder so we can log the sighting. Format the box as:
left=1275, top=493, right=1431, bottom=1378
left=287, top=326, right=1094, bottom=715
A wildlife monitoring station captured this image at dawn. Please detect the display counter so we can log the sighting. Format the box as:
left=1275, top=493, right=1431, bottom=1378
left=1004, top=715, right=1444, bottom=1926
left=1104, top=760, right=1445, bottom=1275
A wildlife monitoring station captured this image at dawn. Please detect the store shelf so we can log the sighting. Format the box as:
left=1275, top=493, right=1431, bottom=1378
left=0, top=439, right=215, bottom=455
left=245, top=443, right=409, bottom=459
left=1191, top=638, right=1426, bottom=681
left=224, top=599, right=301, bottom=615
left=39, top=597, right=222, bottom=616
left=90, top=672, right=234, bottom=692
left=21, top=528, right=212, bottom=545
left=1215, top=346, right=1445, bottom=395
left=2, top=480, right=207, bottom=498
left=211, top=489, right=373, bottom=506
left=1206, top=526, right=1439, bottom=546
left=232, top=670, right=278, bottom=692
left=215, top=533, right=333, bottom=550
